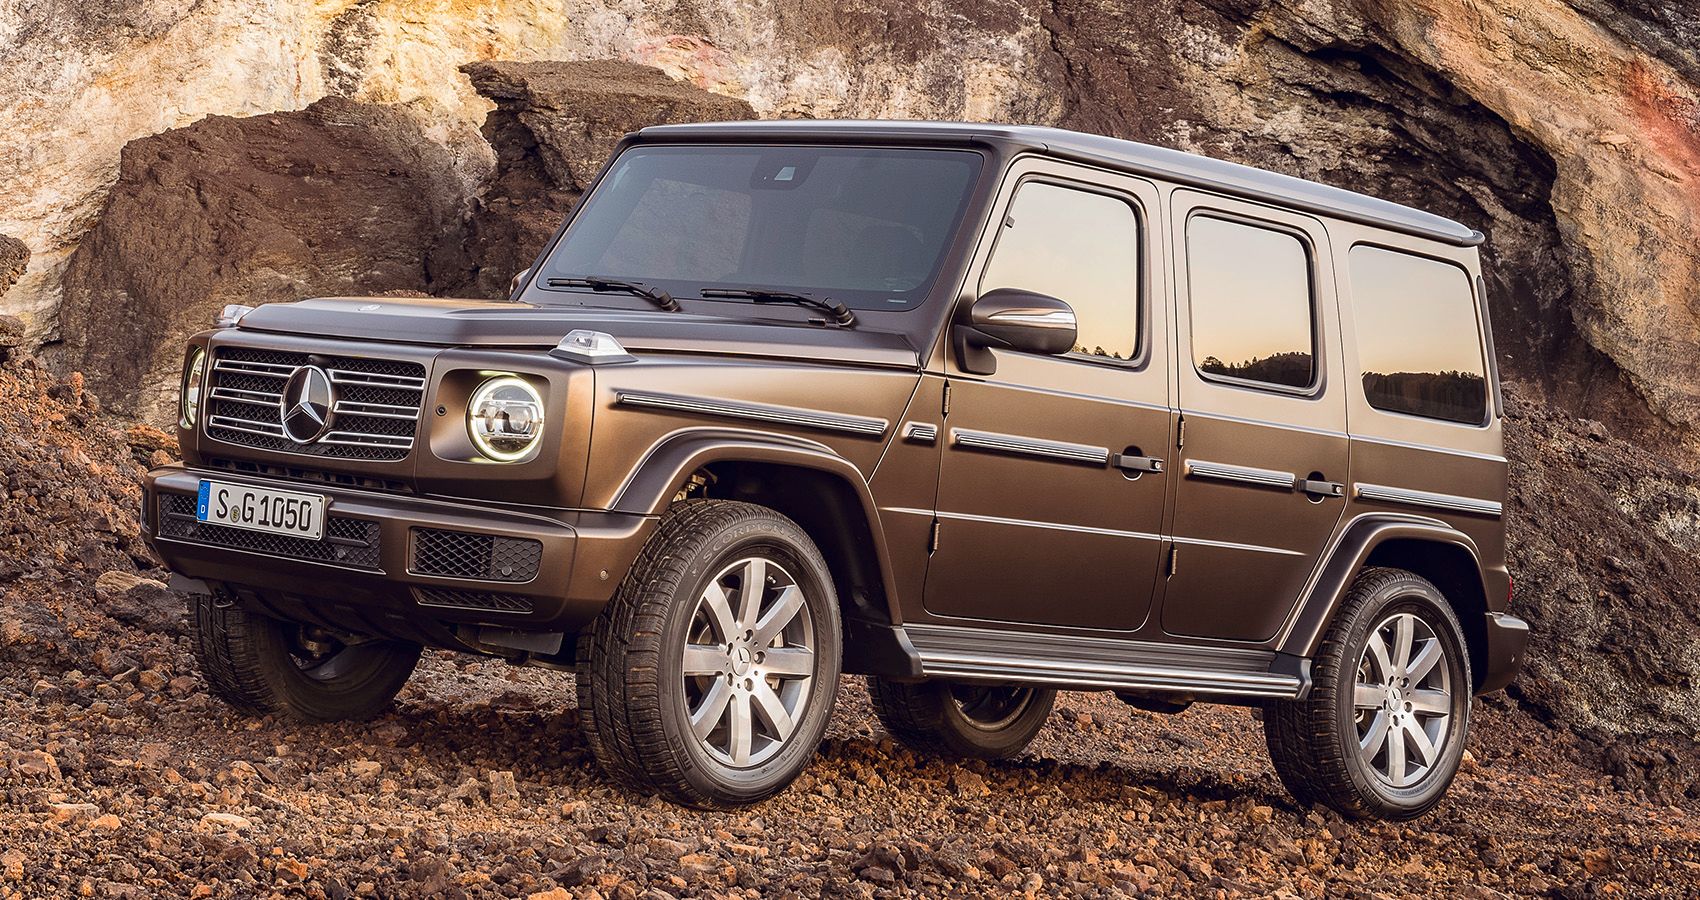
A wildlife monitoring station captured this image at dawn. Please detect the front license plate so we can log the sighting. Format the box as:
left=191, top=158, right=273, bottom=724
left=197, top=480, right=326, bottom=541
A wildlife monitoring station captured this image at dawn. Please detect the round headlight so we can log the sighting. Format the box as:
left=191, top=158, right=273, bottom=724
left=468, top=376, right=545, bottom=462
left=181, top=348, right=206, bottom=429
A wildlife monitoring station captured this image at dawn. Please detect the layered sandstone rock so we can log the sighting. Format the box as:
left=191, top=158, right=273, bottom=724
left=51, top=98, right=467, bottom=424
left=439, top=60, right=756, bottom=298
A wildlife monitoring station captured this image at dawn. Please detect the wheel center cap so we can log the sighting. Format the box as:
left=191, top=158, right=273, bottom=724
left=731, top=645, right=753, bottom=676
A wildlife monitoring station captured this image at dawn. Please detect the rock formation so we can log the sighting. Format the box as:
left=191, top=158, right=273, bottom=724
left=0, top=235, right=26, bottom=299
left=51, top=98, right=467, bottom=423
left=439, top=60, right=756, bottom=298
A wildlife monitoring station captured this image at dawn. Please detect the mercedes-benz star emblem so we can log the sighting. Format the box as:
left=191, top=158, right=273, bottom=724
left=279, top=366, right=336, bottom=444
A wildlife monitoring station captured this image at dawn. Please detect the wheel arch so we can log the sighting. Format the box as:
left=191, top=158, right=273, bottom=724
left=1281, top=515, right=1491, bottom=690
left=610, top=428, right=920, bottom=678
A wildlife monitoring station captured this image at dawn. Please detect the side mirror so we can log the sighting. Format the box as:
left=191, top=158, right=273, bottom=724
left=508, top=267, right=533, bottom=300
left=955, top=288, right=1077, bottom=374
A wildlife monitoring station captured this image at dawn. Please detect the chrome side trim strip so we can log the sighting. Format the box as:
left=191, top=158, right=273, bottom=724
left=902, top=422, right=939, bottom=444
left=951, top=429, right=1110, bottom=465
left=1355, top=483, right=1503, bottom=517
left=1171, top=534, right=1305, bottom=557
left=614, top=390, right=889, bottom=437
left=1185, top=459, right=1296, bottom=490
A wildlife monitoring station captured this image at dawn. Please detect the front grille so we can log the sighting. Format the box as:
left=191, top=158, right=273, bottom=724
left=411, top=528, right=542, bottom=582
left=156, top=493, right=382, bottom=570
left=415, top=588, right=535, bottom=614
left=205, top=347, right=426, bottom=462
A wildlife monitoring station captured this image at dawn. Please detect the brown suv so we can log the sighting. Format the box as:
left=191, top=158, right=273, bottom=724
left=141, top=121, right=1528, bottom=820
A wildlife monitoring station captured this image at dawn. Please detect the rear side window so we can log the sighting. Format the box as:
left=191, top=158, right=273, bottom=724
left=1187, top=216, right=1315, bottom=389
left=980, top=181, right=1140, bottom=362
left=1349, top=246, right=1488, bottom=425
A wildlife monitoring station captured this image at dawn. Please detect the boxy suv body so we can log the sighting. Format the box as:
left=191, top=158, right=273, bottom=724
left=142, top=121, right=1528, bottom=819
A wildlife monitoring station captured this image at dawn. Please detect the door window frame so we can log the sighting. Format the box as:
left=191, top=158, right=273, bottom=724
left=1182, top=208, right=1326, bottom=399
left=968, top=170, right=1154, bottom=372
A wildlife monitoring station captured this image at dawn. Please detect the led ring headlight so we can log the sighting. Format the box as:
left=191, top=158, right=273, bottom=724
left=180, top=347, right=207, bottom=429
left=468, top=376, right=544, bottom=462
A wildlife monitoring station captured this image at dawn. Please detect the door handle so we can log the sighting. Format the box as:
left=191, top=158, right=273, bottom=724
left=1113, top=453, right=1166, bottom=474
left=1299, top=478, right=1344, bottom=498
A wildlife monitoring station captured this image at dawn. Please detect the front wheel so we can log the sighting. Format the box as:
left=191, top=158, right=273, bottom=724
left=190, top=595, right=421, bottom=723
left=1263, top=567, right=1472, bottom=820
left=576, top=500, right=842, bottom=808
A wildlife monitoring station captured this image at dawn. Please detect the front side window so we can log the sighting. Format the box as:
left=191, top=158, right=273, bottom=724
left=1349, top=246, right=1488, bottom=424
left=1187, top=215, right=1316, bottom=390
left=542, top=145, right=982, bottom=310
left=979, top=181, right=1140, bottom=361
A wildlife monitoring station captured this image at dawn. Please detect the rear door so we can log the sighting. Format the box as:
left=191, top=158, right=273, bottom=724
left=923, top=160, right=1171, bottom=631
left=1161, top=192, right=1349, bottom=642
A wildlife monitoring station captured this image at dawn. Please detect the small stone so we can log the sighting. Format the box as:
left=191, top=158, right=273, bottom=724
left=89, top=814, right=122, bottom=831
left=50, top=802, right=100, bottom=823
left=487, top=769, right=520, bottom=805
left=950, top=769, right=991, bottom=798
left=136, top=670, right=168, bottom=692
left=1250, top=804, right=1274, bottom=824
left=198, top=812, right=252, bottom=831
left=349, top=760, right=382, bottom=780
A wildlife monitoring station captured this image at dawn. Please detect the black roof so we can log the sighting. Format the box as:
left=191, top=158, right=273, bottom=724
left=637, top=120, right=1483, bottom=248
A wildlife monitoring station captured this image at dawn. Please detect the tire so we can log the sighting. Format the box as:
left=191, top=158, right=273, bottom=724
left=1263, top=567, right=1473, bottom=820
left=576, top=500, right=843, bottom=808
left=868, top=678, right=1055, bottom=760
left=190, top=594, right=421, bottom=723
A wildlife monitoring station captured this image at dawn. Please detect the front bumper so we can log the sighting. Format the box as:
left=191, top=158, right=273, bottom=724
left=141, top=464, right=656, bottom=641
left=1478, top=611, right=1530, bottom=694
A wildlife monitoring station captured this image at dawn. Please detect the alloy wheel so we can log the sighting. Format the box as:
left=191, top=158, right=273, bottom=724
left=1352, top=611, right=1454, bottom=788
left=681, top=556, right=817, bottom=768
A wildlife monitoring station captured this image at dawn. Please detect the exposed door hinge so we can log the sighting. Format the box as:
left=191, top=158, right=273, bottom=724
left=941, top=380, right=952, bottom=417
left=929, top=519, right=942, bottom=554
left=1167, top=543, right=1179, bottom=577
left=1177, top=416, right=1186, bottom=450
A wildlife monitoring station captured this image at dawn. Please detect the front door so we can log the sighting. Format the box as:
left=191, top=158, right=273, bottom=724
left=1161, top=191, right=1349, bottom=642
left=923, top=163, right=1171, bottom=631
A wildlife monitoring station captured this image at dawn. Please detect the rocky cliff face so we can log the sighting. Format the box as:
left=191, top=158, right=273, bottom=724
left=5, top=1, right=1700, bottom=748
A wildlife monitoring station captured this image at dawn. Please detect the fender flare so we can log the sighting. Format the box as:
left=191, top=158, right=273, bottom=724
left=1277, top=513, right=1489, bottom=659
left=609, top=427, right=904, bottom=625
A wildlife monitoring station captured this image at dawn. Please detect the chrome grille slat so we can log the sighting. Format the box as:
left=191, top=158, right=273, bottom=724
left=205, top=347, right=426, bottom=462
left=332, top=400, right=419, bottom=420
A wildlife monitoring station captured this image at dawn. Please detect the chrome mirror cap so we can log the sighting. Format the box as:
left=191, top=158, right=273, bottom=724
left=215, top=304, right=256, bottom=329
left=551, top=329, right=636, bottom=365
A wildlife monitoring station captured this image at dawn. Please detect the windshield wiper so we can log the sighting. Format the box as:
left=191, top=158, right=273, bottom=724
left=546, top=276, right=680, bottom=312
left=698, top=287, right=856, bottom=327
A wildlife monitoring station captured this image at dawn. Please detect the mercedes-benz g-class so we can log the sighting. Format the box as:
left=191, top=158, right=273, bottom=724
left=142, top=121, right=1528, bottom=819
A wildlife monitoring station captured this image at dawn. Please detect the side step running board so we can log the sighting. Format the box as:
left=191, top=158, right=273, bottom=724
left=902, top=623, right=1307, bottom=700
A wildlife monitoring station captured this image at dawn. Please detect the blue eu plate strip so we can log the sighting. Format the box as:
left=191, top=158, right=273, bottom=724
left=196, top=481, right=211, bottom=521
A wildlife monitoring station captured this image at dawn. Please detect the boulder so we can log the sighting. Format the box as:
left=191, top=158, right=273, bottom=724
left=439, top=61, right=755, bottom=299
left=52, top=97, right=469, bottom=426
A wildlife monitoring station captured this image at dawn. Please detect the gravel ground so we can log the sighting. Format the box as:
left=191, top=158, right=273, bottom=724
left=1, top=363, right=1697, bottom=898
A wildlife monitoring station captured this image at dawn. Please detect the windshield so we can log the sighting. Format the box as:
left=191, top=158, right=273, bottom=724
left=539, top=144, right=983, bottom=311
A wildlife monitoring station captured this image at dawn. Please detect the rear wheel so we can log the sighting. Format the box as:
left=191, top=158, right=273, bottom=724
left=1263, top=567, right=1472, bottom=820
left=190, top=595, right=421, bottom=722
left=577, top=500, right=842, bottom=808
left=868, top=677, right=1055, bottom=760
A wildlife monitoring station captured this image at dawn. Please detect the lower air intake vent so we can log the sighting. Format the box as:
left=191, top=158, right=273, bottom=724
left=415, top=589, right=535, bottom=614
left=411, top=528, right=542, bottom=582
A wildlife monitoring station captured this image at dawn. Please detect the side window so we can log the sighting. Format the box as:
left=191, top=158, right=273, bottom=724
left=1187, top=216, right=1316, bottom=390
left=1349, top=246, right=1488, bottom=425
left=979, top=181, right=1140, bottom=362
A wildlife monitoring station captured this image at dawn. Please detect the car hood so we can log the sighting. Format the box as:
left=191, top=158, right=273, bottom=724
left=235, top=296, right=922, bottom=369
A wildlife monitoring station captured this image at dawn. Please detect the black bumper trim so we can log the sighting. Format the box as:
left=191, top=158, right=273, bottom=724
left=1478, top=611, right=1529, bottom=694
